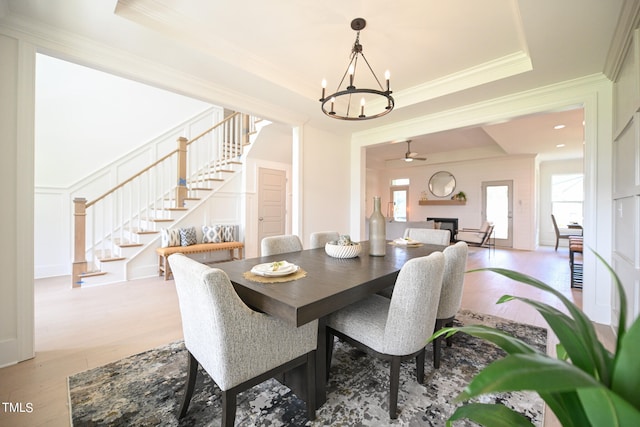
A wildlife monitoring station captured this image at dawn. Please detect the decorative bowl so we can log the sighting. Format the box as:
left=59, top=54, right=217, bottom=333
left=325, top=242, right=361, bottom=259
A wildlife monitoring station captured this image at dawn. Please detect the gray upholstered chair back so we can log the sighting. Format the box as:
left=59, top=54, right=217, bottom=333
left=403, top=228, right=450, bottom=245
left=383, top=251, right=445, bottom=355
left=309, top=231, right=340, bottom=249
left=168, top=254, right=318, bottom=391
left=261, top=234, right=303, bottom=256
left=437, top=241, right=468, bottom=319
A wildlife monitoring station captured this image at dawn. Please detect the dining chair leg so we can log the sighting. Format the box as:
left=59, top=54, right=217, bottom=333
left=445, top=320, right=454, bottom=347
left=305, top=351, right=317, bottom=421
left=178, top=351, right=199, bottom=418
left=415, top=348, right=425, bottom=383
left=222, top=390, right=237, bottom=427
left=389, top=356, right=401, bottom=419
left=432, top=318, right=444, bottom=369
left=325, top=332, right=335, bottom=382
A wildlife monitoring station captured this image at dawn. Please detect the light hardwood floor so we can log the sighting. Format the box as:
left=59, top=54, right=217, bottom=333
left=0, top=246, right=613, bottom=427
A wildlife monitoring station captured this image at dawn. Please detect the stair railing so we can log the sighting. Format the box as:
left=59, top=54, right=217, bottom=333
left=72, top=112, right=255, bottom=287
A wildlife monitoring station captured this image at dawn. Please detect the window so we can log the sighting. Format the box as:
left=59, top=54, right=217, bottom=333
left=390, top=179, right=410, bottom=222
left=551, top=174, right=583, bottom=227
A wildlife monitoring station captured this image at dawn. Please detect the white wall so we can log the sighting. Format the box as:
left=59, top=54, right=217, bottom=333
left=35, top=54, right=212, bottom=188
left=611, top=28, right=640, bottom=328
left=367, top=155, right=538, bottom=250
left=300, top=126, right=351, bottom=248
left=0, top=34, right=35, bottom=366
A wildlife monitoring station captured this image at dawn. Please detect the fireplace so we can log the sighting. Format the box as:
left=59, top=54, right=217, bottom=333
left=427, top=217, right=458, bottom=243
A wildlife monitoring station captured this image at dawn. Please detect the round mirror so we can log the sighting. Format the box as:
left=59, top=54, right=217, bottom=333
left=429, top=171, right=456, bottom=198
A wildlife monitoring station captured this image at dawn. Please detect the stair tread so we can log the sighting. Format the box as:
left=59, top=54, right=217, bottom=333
left=118, top=243, right=144, bottom=248
left=80, top=271, right=107, bottom=278
left=98, top=256, right=126, bottom=262
left=132, top=229, right=159, bottom=235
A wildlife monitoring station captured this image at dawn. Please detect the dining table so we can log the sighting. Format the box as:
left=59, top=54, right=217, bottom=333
left=214, top=240, right=446, bottom=407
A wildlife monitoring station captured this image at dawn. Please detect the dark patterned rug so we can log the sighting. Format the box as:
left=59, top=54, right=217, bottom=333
left=68, top=310, right=546, bottom=426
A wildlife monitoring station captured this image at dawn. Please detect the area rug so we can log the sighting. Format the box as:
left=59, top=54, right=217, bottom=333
left=68, top=310, right=547, bottom=426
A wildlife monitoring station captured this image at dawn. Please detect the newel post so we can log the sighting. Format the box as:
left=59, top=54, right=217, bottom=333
left=242, top=114, right=250, bottom=146
left=176, top=136, right=188, bottom=207
left=72, top=197, right=88, bottom=288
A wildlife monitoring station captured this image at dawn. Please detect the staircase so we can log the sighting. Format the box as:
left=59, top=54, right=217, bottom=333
left=72, top=110, right=263, bottom=287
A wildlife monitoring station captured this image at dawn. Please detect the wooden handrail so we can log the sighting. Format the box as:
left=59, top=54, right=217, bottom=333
left=87, top=112, right=243, bottom=208
left=186, top=112, right=240, bottom=147
left=86, top=149, right=179, bottom=208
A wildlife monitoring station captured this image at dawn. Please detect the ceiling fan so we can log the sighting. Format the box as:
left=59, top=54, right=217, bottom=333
left=401, top=140, right=427, bottom=162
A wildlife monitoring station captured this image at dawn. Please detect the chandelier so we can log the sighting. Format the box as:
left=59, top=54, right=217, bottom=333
left=319, top=18, right=394, bottom=120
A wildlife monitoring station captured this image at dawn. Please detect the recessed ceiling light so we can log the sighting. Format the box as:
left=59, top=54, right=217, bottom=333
left=556, top=144, right=566, bottom=148
left=554, top=124, right=566, bottom=130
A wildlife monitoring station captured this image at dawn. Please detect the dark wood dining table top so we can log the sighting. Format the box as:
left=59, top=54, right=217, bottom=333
left=215, top=241, right=446, bottom=327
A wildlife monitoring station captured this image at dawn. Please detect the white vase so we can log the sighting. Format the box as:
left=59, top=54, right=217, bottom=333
left=369, top=196, right=386, bottom=256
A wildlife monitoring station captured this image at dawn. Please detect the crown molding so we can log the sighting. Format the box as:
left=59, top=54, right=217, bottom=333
left=115, top=0, right=319, bottom=103
left=352, top=73, right=609, bottom=147
left=0, top=11, right=309, bottom=126
left=387, top=51, right=532, bottom=111
left=603, top=0, right=640, bottom=80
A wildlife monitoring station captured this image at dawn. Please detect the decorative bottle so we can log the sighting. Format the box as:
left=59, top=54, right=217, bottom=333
left=369, top=196, right=386, bottom=256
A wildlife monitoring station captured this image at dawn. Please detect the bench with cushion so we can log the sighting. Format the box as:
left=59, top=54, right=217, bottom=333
left=157, top=242, right=243, bottom=280
left=156, top=224, right=243, bottom=280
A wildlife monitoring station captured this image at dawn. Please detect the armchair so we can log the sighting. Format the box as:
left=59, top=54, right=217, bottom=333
left=168, top=254, right=317, bottom=426
left=326, top=252, right=445, bottom=419
left=455, top=221, right=494, bottom=247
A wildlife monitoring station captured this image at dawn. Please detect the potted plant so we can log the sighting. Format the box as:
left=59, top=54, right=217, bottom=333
left=432, top=252, right=640, bottom=426
left=453, top=191, right=467, bottom=201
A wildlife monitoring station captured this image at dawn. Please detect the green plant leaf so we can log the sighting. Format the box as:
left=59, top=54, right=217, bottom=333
left=447, top=403, right=535, bottom=427
left=556, top=343, right=568, bottom=361
left=502, top=295, right=612, bottom=378
left=539, top=391, right=592, bottom=427
left=579, top=387, right=640, bottom=426
left=429, top=325, right=540, bottom=355
left=458, top=353, right=602, bottom=401
left=471, top=267, right=611, bottom=384
left=611, top=315, right=640, bottom=410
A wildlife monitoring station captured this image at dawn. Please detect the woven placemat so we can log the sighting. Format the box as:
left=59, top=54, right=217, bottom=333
left=242, top=268, right=307, bottom=283
left=387, top=242, right=424, bottom=247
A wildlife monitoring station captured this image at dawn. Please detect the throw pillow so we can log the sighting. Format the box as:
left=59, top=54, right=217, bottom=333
left=202, top=225, right=223, bottom=243
left=222, top=225, right=235, bottom=242
left=179, top=226, right=197, bottom=246
left=160, top=228, right=181, bottom=248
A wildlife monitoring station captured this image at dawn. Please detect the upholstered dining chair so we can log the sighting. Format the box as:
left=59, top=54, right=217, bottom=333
left=403, top=228, right=451, bottom=245
left=309, top=231, right=340, bottom=249
left=168, top=254, right=318, bottom=426
left=326, top=251, right=445, bottom=419
left=432, top=241, right=469, bottom=368
left=261, top=234, right=303, bottom=256
left=551, top=214, right=572, bottom=251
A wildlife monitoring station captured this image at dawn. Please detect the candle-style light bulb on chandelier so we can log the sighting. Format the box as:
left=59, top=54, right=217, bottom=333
left=319, top=18, right=394, bottom=120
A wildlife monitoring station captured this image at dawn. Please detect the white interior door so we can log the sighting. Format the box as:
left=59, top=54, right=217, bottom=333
left=482, top=180, right=513, bottom=247
left=257, top=167, right=287, bottom=255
